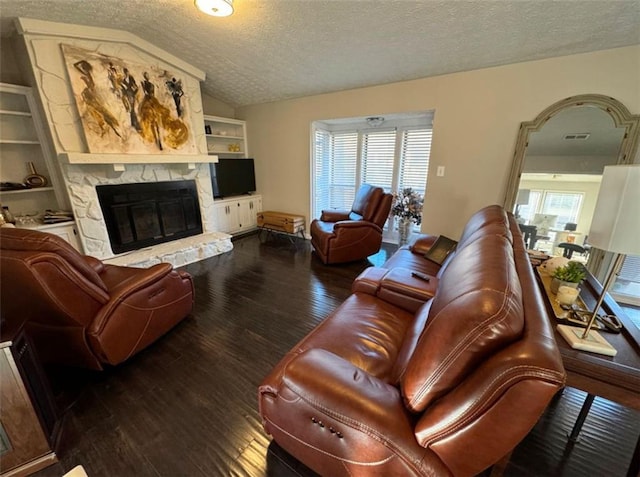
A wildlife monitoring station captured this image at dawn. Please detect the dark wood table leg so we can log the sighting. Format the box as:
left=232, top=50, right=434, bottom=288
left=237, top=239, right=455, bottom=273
left=568, top=393, right=595, bottom=442
left=628, top=433, right=640, bottom=477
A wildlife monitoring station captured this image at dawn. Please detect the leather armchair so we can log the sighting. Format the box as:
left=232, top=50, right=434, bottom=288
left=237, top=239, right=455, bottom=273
left=0, top=227, right=194, bottom=370
left=310, top=184, right=393, bottom=264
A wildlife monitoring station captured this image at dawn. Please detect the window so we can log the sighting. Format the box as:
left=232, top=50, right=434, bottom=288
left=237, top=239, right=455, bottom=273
left=312, top=113, right=433, bottom=239
left=520, top=190, right=583, bottom=230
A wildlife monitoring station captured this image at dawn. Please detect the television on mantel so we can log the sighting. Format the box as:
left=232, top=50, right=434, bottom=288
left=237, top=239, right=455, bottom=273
left=210, top=158, right=256, bottom=198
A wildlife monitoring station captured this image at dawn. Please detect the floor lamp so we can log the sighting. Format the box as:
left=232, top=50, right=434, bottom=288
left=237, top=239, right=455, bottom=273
left=557, top=164, right=640, bottom=356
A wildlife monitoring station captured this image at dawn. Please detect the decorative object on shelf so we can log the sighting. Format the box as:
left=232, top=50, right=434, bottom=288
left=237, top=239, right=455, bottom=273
left=391, top=187, right=423, bottom=246
left=194, top=0, right=234, bottom=17
left=61, top=44, right=196, bottom=154
left=557, top=164, right=640, bottom=357
left=204, top=125, right=212, bottom=134
left=227, top=143, right=241, bottom=152
left=1, top=206, right=16, bottom=225
left=42, top=210, right=74, bottom=224
left=550, top=260, right=586, bottom=293
left=24, top=161, right=48, bottom=188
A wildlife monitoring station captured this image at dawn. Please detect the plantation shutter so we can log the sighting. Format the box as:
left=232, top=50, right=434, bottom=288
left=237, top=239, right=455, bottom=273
left=361, top=129, right=396, bottom=192
left=398, top=128, right=432, bottom=195
left=329, top=131, right=358, bottom=210
left=313, top=128, right=331, bottom=217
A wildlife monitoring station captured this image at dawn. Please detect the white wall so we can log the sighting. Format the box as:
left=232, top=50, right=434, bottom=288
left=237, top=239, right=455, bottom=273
left=235, top=46, right=640, bottom=239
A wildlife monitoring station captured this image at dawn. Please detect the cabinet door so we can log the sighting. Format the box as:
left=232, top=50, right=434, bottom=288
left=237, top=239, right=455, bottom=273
left=214, top=202, right=240, bottom=233
left=42, top=224, right=81, bottom=251
left=237, top=197, right=262, bottom=230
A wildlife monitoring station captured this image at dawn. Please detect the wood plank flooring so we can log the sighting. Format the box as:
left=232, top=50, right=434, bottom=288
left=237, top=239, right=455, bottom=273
left=34, top=233, right=639, bottom=477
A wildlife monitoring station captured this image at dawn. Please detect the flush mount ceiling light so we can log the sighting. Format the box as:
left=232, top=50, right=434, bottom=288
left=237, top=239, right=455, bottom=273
left=195, top=0, right=234, bottom=17
left=366, top=117, right=385, bottom=127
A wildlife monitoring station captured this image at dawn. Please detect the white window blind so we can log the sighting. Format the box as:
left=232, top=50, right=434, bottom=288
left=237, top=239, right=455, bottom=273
left=361, top=129, right=396, bottom=192
left=312, top=128, right=358, bottom=218
left=398, top=128, right=432, bottom=195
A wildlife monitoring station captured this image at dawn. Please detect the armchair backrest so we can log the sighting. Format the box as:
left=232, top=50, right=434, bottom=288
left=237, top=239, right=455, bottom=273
left=0, top=228, right=106, bottom=291
left=0, top=228, right=110, bottom=330
left=348, top=184, right=392, bottom=227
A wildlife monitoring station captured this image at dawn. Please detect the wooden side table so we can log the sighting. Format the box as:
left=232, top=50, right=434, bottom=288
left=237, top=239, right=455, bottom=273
left=0, top=322, right=61, bottom=476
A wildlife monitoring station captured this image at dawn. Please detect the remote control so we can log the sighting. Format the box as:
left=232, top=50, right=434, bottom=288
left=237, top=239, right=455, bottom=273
left=411, top=271, right=431, bottom=282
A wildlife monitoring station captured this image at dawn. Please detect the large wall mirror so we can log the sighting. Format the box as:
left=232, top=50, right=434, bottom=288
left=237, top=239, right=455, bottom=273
left=504, top=94, right=639, bottom=242
left=503, top=94, right=640, bottom=304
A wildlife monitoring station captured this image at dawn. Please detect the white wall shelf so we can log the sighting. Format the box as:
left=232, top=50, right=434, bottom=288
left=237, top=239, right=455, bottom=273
left=0, top=187, right=55, bottom=195
left=204, top=115, right=248, bottom=158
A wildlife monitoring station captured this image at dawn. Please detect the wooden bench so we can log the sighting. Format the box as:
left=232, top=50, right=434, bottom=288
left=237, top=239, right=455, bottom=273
left=256, top=211, right=305, bottom=244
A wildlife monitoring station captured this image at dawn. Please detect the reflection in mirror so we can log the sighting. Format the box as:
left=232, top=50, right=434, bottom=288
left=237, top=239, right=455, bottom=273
left=504, top=95, right=640, bottom=259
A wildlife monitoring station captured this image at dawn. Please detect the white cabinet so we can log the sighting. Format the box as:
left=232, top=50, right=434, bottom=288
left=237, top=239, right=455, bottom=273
left=0, top=83, right=77, bottom=246
left=203, top=115, right=248, bottom=158
left=213, top=195, right=262, bottom=234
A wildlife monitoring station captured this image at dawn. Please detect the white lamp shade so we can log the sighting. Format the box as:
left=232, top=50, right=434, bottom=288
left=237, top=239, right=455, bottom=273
left=588, top=164, right=640, bottom=255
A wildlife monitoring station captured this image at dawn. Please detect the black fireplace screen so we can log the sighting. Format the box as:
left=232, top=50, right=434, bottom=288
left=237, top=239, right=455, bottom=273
left=96, top=180, right=203, bottom=254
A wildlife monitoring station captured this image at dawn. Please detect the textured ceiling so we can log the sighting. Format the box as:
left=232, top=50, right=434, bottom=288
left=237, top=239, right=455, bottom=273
left=1, top=0, right=639, bottom=108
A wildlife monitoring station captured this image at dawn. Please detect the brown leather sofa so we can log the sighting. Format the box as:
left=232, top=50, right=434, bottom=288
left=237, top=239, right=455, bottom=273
left=310, top=184, right=393, bottom=264
left=259, top=205, right=565, bottom=476
left=0, top=227, right=194, bottom=370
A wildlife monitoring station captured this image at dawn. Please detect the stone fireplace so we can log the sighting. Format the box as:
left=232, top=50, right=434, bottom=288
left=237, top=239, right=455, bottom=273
left=96, top=180, right=203, bottom=254
left=16, top=18, right=233, bottom=267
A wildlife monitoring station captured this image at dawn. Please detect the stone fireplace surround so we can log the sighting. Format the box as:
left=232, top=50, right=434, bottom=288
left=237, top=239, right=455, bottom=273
left=16, top=18, right=233, bottom=267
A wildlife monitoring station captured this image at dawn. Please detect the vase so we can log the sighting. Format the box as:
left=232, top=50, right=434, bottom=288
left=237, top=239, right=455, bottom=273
left=398, top=218, right=412, bottom=246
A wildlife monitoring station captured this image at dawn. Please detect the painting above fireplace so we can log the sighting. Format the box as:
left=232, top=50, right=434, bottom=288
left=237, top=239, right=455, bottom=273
left=96, top=180, right=203, bottom=255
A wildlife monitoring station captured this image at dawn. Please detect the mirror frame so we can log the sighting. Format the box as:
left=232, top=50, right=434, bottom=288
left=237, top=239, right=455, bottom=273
left=503, top=94, right=640, bottom=210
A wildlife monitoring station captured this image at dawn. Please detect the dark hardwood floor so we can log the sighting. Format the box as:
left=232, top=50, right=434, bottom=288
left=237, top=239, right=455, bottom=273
left=34, top=233, right=639, bottom=477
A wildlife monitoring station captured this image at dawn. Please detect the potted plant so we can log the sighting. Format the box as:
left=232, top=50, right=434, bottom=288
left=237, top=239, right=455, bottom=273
left=550, top=261, right=586, bottom=294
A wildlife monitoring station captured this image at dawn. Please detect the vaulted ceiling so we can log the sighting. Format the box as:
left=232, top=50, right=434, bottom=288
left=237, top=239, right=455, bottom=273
left=1, top=0, right=638, bottom=108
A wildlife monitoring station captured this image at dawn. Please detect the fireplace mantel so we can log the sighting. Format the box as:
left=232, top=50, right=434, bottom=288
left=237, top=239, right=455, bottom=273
left=60, top=152, right=218, bottom=165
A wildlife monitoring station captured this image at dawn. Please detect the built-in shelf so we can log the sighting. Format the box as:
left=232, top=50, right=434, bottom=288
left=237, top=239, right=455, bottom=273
left=0, top=187, right=55, bottom=195
left=206, top=134, right=244, bottom=140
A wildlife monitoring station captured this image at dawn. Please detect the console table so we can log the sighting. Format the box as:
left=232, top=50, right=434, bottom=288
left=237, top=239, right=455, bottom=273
left=536, top=271, right=640, bottom=476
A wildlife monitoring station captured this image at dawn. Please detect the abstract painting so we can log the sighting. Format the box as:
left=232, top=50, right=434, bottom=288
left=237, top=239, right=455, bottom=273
left=61, top=44, right=196, bottom=155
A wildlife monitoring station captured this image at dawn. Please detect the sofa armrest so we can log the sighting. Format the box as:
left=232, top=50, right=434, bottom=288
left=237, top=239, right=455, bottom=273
left=320, top=209, right=351, bottom=222
left=259, top=348, right=435, bottom=475
left=410, top=234, right=439, bottom=255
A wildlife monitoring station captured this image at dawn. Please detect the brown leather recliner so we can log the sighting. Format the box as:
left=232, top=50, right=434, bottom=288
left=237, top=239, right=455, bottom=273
left=0, top=227, right=194, bottom=370
left=310, top=184, right=393, bottom=264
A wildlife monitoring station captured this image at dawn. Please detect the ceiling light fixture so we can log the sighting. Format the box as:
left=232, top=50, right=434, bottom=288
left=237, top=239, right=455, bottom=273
left=195, top=0, right=234, bottom=17
left=366, top=117, right=385, bottom=127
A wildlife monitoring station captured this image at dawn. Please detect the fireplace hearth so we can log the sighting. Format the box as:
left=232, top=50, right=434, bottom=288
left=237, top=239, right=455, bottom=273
left=97, top=180, right=203, bottom=254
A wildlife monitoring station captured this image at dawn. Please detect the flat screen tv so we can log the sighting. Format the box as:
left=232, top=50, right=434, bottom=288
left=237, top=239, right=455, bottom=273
left=211, top=158, right=256, bottom=198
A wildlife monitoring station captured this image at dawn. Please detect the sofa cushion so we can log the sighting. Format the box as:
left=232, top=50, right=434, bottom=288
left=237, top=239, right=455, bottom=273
left=401, top=234, right=525, bottom=412
left=294, top=293, right=415, bottom=382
